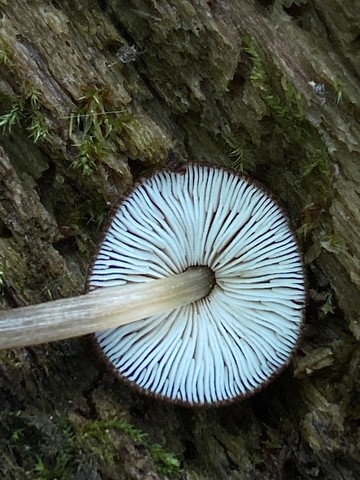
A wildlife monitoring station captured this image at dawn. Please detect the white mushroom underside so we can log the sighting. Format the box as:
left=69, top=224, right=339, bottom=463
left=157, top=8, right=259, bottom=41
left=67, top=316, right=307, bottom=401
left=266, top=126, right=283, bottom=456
left=89, top=164, right=305, bottom=405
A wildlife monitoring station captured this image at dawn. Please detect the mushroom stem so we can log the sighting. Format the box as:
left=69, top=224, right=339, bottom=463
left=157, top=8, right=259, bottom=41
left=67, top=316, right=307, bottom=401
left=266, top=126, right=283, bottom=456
left=0, top=266, right=214, bottom=350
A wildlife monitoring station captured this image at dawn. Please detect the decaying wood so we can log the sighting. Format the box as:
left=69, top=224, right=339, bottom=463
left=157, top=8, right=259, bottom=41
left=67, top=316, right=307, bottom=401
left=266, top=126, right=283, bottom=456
left=0, top=1, right=359, bottom=479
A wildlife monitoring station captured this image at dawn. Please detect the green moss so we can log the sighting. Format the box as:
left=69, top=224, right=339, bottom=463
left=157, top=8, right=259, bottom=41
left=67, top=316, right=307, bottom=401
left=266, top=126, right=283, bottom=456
left=80, top=418, right=148, bottom=443
left=0, top=351, right=25, bottom=369
left=25, top=413, right=75, bottom=479
left=27, top=112, right=50, bottom=143
left=66, top=85, right=133, bottom=177
left=332, top=78, right=343, bottom=104
left=10, top=428, right=24, bottom=442
left=242, top=38, right=333, bottom=241
left=27, top=451, right=73, bottom=480
left=26, top=89, right=42, bottom=110
left=1, top=411, right=76, bottom=480
left=71, top=136, right=100, bottom=176
left=297, top=145, right=333, bottom=240
left=0, top=41, right=12, bottom=67
left=243, top=37, right=305, bottom=121
left=0, top=102, right=24, bottom=133
left=321, top=291, right=335, bottom=315
left=0, top=49, right=9, bottom=65
left=9, top=411, right=178, bottom=479
left=71, top=85, right=132, bottom=140
left=0, top=89, right=51, bottom=143
left=149, top=443, right=181, bottom=477
left=79, top=418, right=181, bottom=477
left=30, top=456, right=50, bottom=480
left=228, top=137, right=256, bottom=173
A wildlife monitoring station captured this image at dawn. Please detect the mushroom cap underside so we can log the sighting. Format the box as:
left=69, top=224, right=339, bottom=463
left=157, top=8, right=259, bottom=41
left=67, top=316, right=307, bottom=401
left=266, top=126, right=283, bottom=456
left=88, top=163, right=306, bottom=406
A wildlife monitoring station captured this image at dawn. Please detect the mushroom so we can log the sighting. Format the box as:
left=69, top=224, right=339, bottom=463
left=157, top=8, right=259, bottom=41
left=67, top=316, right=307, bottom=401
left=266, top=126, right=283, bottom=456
left=88, top=163, right=306, bottom=406
left=0, top=163, right=305, bottom=406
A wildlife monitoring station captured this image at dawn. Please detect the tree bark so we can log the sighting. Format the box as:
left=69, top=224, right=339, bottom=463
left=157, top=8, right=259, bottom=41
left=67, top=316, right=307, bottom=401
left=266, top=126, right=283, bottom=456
left=0, top=1, right=359, bottom=479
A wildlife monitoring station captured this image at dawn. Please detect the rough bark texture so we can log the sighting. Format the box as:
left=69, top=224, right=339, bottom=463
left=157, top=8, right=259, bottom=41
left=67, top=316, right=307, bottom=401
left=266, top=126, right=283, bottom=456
left=0, top=0, right=359, bottom=479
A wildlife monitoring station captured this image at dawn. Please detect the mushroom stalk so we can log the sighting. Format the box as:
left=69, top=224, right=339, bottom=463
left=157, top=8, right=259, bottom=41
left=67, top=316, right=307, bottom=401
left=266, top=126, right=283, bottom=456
left=0, top=267, right=214, bottom=350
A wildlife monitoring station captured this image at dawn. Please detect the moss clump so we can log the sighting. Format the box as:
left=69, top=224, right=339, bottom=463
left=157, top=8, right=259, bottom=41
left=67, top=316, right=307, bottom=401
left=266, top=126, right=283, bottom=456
left=2, top=409, right=181, bottom=479
left=242, top=38, right=333, bottom=241
left=0, top=102, right=24, bottom=134
left=297, top=145, right=333, bottom=239
left=0, top=89, right=50, bottom=143
left=0, top=48, right=9, bottom=65
left=66, top=84, right=133, bottom=176
left=79, top=417, right=181, bottom=477
left=27, top=112, right=50, bottom=143
left=243, top=37, right=304, bottom=121
left=228, top=137, right=256, bottom=173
